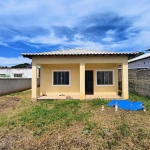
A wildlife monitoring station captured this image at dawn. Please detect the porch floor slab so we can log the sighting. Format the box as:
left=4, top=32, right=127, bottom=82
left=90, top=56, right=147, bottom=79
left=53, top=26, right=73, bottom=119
left=37, top=94, right=121, bottom=100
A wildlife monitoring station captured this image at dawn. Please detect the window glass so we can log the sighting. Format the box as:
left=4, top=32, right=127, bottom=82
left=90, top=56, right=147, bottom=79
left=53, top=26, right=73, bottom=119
left=53, top=71, right=69, bottom=85
left=97, top=71, right=113, bottom=85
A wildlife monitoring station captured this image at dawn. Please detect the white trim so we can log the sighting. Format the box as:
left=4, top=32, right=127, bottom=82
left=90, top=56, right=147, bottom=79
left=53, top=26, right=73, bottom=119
left=96, top=70, right=114, bottom=86
left=52, top=70, right=71, bottom=86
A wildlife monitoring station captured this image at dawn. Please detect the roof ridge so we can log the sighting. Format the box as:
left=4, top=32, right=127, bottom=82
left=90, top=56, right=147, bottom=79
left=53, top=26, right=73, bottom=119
left=41, top=48, right=106, bottom=54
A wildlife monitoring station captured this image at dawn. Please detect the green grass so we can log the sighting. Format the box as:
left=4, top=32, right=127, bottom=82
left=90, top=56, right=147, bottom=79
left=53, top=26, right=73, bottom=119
left=129, top=92, right=150, bottom=110
left=89, top=98, right=108, bottom=107
left=1, top=100, right=90, bottom=135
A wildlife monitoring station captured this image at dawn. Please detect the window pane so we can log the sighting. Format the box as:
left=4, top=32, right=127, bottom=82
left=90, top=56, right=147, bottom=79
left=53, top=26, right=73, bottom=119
left=104, top=71, right=109, bottom=84
left=97, top=71, right=113, bottom=85
left=97, top=72, right=100, bottom=84
left=62, top=72, right=64, bottom=84
left=58, top=72, right=61, bottom=84
left=53, top=72, right=57, bottom=85
left=109, top=71, right=113, bottom=84
left=101, top=72, right=104, bottom=85
left=53, top=71, right=69, bottom=85
left=62, top=72, right=69, bottom=85
left=65, top=72, right=69, bottom=84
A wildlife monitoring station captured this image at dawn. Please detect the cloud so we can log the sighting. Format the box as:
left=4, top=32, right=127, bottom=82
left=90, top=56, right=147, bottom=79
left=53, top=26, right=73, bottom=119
left=0, top=0, right=150, bottom=56
left=0, top=56, right=31, bottom=67
left=0, top=41, right=9, bottom=47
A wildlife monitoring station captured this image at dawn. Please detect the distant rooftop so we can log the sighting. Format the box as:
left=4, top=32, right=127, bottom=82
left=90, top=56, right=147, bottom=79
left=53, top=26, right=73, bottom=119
left=22, top=48, right=137, bottom=58
left=128, top=52, right=150, bottom=63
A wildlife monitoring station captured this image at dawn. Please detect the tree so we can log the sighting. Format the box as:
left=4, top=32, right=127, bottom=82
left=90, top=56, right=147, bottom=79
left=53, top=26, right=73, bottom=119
left=128, top=51, right=145, bottom=60
left=11, top=63, right=31, bottom=68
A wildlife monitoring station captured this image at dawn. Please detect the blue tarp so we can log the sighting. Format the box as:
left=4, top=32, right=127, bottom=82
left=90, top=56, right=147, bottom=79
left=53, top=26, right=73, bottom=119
left=107, top=100, right=145, bottom=111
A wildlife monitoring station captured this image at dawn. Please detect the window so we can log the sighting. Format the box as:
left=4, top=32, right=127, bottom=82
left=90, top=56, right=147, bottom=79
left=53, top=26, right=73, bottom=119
left=97, top=71, right=113, bottom=85
left=0, top=74, right=6, bottom=77
left=14, top=74, right=22, bottom=77
left=53, top=71, right=70, bottom=85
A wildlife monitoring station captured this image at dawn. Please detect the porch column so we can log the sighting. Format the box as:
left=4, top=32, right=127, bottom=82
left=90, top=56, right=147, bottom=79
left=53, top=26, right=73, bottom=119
left=122, top=62, right=128, bottom=99
left=32, top=62, right=38, bottom=101
left=80, top=63, right=85, bottom=100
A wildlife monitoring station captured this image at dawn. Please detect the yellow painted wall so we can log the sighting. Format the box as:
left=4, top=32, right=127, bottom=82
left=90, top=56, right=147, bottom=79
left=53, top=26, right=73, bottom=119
left=40, top=64, right=80, bottom=95
left=33, top=55, right=127, bottom=65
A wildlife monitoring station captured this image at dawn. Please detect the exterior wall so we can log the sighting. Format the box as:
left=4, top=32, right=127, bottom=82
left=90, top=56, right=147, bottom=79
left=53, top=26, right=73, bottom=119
left=119, top=69, right=150, bottom=97
left=0, top=78, right=40, bottom=96
left=34, top=55, right=127, bottom=65
left=128, top=57, right=150, bottom=69
left=0, top=68, right=39, bottom=78
left=40, top=64, right=80, bottom=95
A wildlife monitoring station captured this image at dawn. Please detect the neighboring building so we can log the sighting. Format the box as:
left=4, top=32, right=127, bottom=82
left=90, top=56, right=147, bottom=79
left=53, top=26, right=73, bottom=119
left=128, top=52, right=150, bottom=69
left=0, top=68, right=39, bottom=78
left=22, top=48, right=137, bottom=100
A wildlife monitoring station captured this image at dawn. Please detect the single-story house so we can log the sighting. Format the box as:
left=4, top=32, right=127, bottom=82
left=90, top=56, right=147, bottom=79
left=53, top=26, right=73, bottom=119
left=22, top=48, right=137, bottom=101
left=128, top=51, right=150, bottom=69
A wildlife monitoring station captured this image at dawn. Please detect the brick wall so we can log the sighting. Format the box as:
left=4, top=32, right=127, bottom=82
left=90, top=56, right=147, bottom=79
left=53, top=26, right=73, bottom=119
left=118, top=69, right=150, bottom=97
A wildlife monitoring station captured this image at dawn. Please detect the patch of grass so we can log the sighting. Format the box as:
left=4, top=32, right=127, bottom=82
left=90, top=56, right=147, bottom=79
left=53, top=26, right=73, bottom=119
left=116, top=122, right=131, bottom=137
left=18, top=100, right=89, bottom=135
left=0, top=115, right=6, bottom=126
left=83, top=121, right=96, bottom=134
left=89, top=98, right=108, bottom=107
left=9, top=92, right=21, bottom=96
left=107, top=140, right=117, bottom=149
left=129, top=92, right=150, bottom=110
left=137, top=128, right=150, bottom=140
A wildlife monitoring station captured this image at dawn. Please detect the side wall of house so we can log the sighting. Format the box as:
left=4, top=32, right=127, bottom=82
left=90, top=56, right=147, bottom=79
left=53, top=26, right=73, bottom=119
left=128, top=57, right=150, bottom=69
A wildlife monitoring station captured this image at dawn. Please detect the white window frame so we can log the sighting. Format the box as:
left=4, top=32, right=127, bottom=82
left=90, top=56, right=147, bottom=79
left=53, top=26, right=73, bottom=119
left=52, top=70, right=70, bottom=86
left=96, top=70, right=114, bottom=86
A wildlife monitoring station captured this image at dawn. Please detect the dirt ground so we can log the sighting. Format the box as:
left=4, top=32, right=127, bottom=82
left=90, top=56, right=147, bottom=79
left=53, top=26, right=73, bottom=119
left=0, top=96, right=21, bottom=111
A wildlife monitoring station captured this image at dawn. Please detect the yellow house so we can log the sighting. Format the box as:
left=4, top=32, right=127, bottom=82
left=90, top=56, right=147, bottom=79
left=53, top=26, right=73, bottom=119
left=22, top=48, right=136, bottom=101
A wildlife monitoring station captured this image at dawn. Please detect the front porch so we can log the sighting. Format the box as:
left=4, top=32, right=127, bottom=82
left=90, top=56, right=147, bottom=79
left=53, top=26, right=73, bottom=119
left=37, top=93, right=121, bottom=100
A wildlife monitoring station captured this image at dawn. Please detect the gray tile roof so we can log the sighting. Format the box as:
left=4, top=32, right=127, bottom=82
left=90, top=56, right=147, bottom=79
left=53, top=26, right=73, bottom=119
left=22, top=48, right=138, bottom=58
left=128, top=52, right=150, bottom=63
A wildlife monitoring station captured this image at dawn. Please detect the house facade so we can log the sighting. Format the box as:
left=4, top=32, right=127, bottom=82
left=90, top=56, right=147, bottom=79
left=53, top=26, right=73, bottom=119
left=22, top=48, right=136, bottom=100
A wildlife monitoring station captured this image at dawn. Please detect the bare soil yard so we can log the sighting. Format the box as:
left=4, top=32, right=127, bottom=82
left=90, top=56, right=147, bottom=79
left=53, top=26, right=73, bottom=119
left=0, top=90, right=150, bottom=150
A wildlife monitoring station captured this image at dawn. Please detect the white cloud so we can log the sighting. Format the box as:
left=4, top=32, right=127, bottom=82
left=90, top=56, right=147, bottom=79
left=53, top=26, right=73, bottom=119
left=0, top=56, right=31, bottom=67
left=0, top=0, right=149, bottom=27
left=0, top=41, right=9, bottom=47
left=0, top=0, right=150, bottom=53
left=102, top=37, right=113, bottom=42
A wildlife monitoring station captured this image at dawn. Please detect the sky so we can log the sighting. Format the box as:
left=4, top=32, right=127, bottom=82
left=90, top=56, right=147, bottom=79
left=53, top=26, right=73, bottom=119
left=0, top=0, right=150, bottom=66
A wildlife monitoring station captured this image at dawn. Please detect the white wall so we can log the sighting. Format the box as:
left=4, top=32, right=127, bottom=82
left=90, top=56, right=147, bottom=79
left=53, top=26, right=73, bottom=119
left=128, top=57, right=150, bottom=69
left=0, top=68, right=39, bottom=78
